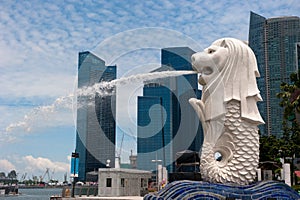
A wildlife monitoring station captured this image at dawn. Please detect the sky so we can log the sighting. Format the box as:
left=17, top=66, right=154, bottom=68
left=0, top=0, right=299, bottom=182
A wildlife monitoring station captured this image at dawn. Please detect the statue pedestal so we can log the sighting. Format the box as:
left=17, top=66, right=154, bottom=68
left=144, top=180, right=300, bottom=200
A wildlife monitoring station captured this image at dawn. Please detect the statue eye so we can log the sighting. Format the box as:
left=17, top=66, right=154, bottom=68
left=208, top=49, right=216, bottom=54
left=214, top=152, right=222, bottom=161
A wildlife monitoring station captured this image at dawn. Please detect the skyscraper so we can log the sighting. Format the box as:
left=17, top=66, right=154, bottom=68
left=137, top=47, right=203, bottom=173
left=297, top=43, right=300, bottom=70
left=249, top=12, right=300, bottom=137
left=76, top=51, right=116, bottom=181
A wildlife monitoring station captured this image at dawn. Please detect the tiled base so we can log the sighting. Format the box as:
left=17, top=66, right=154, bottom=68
left=144, top=180, right=300, bottom=200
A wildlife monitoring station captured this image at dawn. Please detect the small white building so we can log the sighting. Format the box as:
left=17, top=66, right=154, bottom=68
left=98, top=168, right=152, bottom=197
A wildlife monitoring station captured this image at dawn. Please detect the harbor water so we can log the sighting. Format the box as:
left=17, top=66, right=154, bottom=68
left=0, top=188, right=62, bottom=200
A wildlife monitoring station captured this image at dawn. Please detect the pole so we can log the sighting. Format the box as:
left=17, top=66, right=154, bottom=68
left=160, top=97, right=166, bottom=167
left=71, top=152, right=79, bottom=198
left=71, top=154, right=75, bottom=198
left=155, top=154, right=158, bottom=191
left=152, top=154, right=162, bottom=191
left=156, top=160, right=158, bottom=191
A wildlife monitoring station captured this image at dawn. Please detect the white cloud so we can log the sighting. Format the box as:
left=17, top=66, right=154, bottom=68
left=0, top=155, right=70, bottom=181
left=0, top=0, right=300, bottom=171
left=23, top=155, right=69, bottom=173
left=0, top=159, right=16, bottom=173
left=93, top=27, right=202, bottom=67
left=0, top=95, right=76, bottom=143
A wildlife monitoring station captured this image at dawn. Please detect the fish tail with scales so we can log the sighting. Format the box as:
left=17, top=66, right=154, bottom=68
left=200, top=100, right=259, bottom=185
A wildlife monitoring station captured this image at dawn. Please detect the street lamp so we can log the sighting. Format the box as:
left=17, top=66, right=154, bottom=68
left=151, top=155, right=162, bottom=191
left=71, top=152, right=79, bottom=198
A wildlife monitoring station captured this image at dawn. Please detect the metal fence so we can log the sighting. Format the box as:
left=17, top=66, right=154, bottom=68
left=62, top=185, right=98, bottom=197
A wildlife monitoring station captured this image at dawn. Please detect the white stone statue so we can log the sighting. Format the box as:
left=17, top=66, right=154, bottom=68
left=189, top=38, right=264, bottom=185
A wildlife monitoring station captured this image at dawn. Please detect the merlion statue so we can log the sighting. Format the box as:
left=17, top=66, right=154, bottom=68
left=189, top=38, right=264, bottom=185
left=144, top=38, right=300, bottom=200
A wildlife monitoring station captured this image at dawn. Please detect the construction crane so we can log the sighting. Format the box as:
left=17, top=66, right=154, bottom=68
left=114, top=131, right=125, bottom=168
left=115, top=128, right=137, bottom=166
left=51, top=169, right=55, bottom=181
left=40, top=168, right=51, bottom=183
left=20, top=173, right=27, bottom=182
left=117, top=132, right=124, bottom=158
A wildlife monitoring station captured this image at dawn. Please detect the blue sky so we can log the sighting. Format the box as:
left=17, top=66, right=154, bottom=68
left=0, top=0, right=299, bottom=181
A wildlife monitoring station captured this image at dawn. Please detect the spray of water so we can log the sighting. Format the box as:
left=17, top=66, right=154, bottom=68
left=5, top=94, right=75, bottom=133
left=77, top=70, right=196, bottom=97
left=4, top=70, right=196, bottom=135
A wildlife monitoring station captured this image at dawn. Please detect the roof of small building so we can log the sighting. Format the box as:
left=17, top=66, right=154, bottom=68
left=98, top=168, right=152, bottom=174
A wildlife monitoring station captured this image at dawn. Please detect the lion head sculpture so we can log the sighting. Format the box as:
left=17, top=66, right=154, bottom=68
left=191, top=38, right=264, bottom=124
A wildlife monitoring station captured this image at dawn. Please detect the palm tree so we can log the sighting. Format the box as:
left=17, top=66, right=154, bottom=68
left=277, top=70, right=300, bottom=158
left=277, top=70, right=300, bottom=185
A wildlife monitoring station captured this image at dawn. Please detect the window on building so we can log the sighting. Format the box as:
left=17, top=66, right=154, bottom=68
left=121, top=178, right=125, bottom=187
left=106, top=178, right=112, bottom=187
left=141, top=178, right=147, bottom=188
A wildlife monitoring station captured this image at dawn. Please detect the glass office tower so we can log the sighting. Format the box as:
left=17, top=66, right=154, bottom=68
left=297, top=43, right=300, bottom=70
left=249, top=12, right=300, bottom=137
left=76, top=51, right=116, bottom=181
left=137, top=47, right=203, bottom=173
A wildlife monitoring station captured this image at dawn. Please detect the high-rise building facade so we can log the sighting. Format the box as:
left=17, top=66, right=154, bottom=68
left=249, top=12, right=300, bottom=137
left=137, top=47, right=203, bottom=173
left=76, top=51, right=116, bottom=181
left=297, top=43, right=300, bottom=70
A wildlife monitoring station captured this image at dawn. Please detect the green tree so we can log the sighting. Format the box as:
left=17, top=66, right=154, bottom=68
left=0, top=172, right=5, bottom=178
left=259, top=134, right=281, bottom=162
left=7, top=170, right=17, bottom=179
left=277, top=70, right=300, bottom=158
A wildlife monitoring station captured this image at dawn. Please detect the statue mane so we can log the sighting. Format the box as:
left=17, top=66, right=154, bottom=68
left=202, top=38, right=264, bottom=124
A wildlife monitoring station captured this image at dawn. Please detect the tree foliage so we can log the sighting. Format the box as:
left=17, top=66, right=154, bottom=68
left=260, top=71, right=300, bottom=164
left=7, top=170, right=17, bottom=179
left=0, top=172, right=5, bottom=178
left=276, top=70, right=300, bottom=158
left=259, top=134, right=281, bottom=162
left=277, top=71, right=300, bottom=120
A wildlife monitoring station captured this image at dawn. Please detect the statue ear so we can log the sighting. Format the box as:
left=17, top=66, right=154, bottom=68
left=220, top=39, right=227, bottom=48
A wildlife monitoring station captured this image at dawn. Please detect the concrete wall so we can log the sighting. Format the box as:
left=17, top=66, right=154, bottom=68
left=98, top=169, right=151, bottom=197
